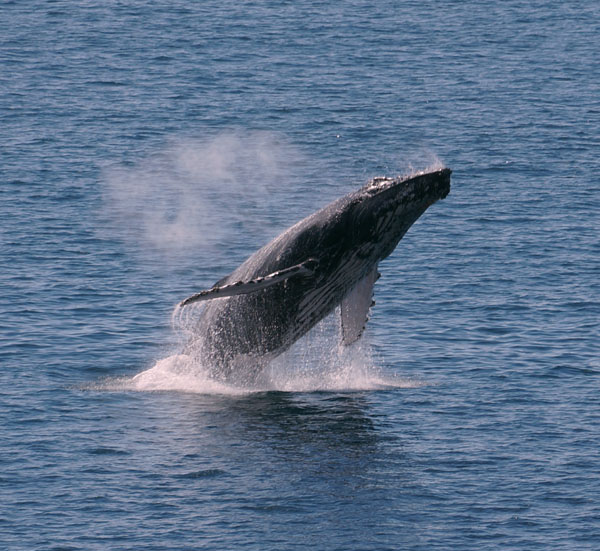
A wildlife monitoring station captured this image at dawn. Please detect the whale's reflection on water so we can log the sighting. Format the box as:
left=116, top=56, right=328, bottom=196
left=159, top=389, right=413, bottom=505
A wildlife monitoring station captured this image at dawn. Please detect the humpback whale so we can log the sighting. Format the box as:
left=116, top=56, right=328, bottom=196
left=179, top=168, right=451, bottom=384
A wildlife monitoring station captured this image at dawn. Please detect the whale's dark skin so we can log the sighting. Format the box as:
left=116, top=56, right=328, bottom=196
left=180, top=168, right=451, bottom=384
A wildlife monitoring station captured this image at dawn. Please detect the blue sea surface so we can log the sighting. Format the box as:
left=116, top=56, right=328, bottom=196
left=1, top=1, right=599, bottom=549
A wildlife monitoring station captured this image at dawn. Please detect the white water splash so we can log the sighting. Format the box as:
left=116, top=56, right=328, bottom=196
left=109, top=311, right=420, bottom=395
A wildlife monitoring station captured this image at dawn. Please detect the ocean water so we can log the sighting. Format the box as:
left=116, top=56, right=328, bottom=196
left=1, top=1, right=599, bottom=549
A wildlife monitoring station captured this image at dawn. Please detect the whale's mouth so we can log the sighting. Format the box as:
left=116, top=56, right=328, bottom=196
left=410, top=167, right=451, bottom=203
left=436, top=168, right=452, bottom=199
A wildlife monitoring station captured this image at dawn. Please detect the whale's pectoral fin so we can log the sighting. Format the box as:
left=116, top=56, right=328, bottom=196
left=179, top=258, right=319, bottom=307
left=340, top=265, right=379, bottom=345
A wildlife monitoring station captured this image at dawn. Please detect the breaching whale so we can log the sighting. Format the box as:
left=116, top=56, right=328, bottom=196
left=179, top=168, right=451, bottom=384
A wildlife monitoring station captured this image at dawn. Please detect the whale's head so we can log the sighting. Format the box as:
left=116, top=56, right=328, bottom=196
left=351, top=167, right=451, bottom=261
